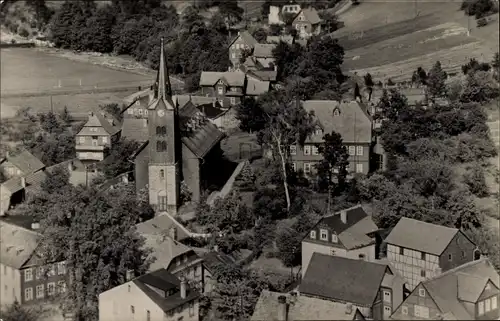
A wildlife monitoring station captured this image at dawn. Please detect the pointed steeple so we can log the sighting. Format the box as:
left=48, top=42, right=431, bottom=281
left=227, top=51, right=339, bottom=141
left=155, top=38, right=172, bottom=99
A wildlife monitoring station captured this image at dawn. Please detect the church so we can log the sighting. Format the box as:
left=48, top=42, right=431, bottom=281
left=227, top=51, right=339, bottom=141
left=124, top=39, right=226, bottom=215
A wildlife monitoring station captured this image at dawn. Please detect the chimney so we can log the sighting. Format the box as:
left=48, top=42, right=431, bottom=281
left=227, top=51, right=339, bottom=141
left=31, top=222, right=40, bottom=230
left=180, top=278, right=187, bottom=299
left=277, top=295, right=287, bottom=321
left=345, top=303, right=353, bottom=315
left=138, top=86, right=142, bottom=91
left=88, top=111, right=93, bottom=118
left=126, top=270, right=134, bottom=281
left=340, top=210, right=347, bottom=224
left=20, top=177, right=26, bottom=188
left=169, top=227, right=177, bottom=241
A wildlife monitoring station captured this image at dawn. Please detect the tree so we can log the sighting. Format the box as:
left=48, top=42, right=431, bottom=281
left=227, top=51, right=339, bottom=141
left=364, top=73, right=374, bottom=101
left=41, top=165, right=70, bottom=193
left=252, top=28, right=268, bottom=42
left=99, top=138, right=140, bottom=179
left=272, top=40, right=303, bottom=81
left=460, top=70, right=499, bottom=103
left=462, top=58, right=491, bottom=75
left=101, top=103, right=123, bottom=122
left=0, top=301, right=44, bottom=321
left=411, top=66, right=427, bottom=86
left=37, top=184, right=152, bottom=321
left=83, top=5, right=116, bottom=52
left=463, top=163, right=489, bottom=197
left=427, top=61, right=448, bottom=99
left=259, top=91, right=316, bottom=212
left=319, top=11, right=339, bottom=34
left=316, top=131, right=349, bottom=196
left=234, top=97, right=267, bottom=134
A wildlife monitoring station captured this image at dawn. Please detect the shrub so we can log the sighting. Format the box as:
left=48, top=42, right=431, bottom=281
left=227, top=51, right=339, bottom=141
left=18, top=27, right=29, bottom=38
left=463, top=163, right=489, bottom=197
left=387, top=78, right=395, bottom=86
left=10, top=39, right=16, bottom=44
left=477, top=17, right=488, bottom=27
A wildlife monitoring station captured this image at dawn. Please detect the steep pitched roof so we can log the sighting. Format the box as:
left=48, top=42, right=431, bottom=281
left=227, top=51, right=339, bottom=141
left=300, top=253, right=389, bottom=306
left=228, top=30, right=258, bottom=48
left=136, top=214, right=191, bottom=241
left=2, top=150, right=45, bottom=174
left=384, top=217, right=462, bottom=255
left=253, top=43, right=277, bottom=58
left=251, top=290, right=362, bottom=321
left=0, top=220, right=40, bottom=269
left=297, top=7, right=322, bottom=25
left=245, top=78, right=271, bottom=96
left=78, top=111, right=121, bottom=136
left=133, top=269, right=200, bottom=313
left=302, top=100, right=372, bottom=144
left=199, top=71, right=246, bottom=87
left=248, top=70, right=278, bottom=82
left=417, top=258, right=499, bottom=319
left=121, top=118, right=149, bottom=143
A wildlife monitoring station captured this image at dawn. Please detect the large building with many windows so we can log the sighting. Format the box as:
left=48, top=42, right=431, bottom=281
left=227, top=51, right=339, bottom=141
left=0, top=217, right=68, bottom=307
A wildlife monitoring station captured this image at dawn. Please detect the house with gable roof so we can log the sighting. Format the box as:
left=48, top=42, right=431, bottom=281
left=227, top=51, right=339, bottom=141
left=199, top=71, right=247, bottom=107
left=301, top=205, right=380, bottom=277
left=292, top=7, right=322, bottom=39
left=123, top=39, right=226, bottom=213
left=390, top=258, right=499, bottom=320
left=384, top=217, right=479, bottom=291
left=75, top=109, right=121, bottom=163
left=228, top=30, right=258, bottom=68
left=0, top=217, right=68, bottom=307
left=290, top=100, right=374, bottom=176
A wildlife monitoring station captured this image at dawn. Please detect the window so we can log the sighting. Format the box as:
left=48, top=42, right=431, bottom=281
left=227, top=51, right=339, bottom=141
left=160, top=170, right=165, bottom=178
left=479, top=300, right=484, bottom=315
left=383, top=290, right=391, bottom=303
left=58, top=262, right=66, bottom=275
left=131, top=306, right=135, bottom=314
left=231, top=53, right=236, bottom=59
left=47, top=282, right=55, bottom=296
left=138, top=108, right=143, bottom=115
left=414, top=305, right=429, bottom=318
left=312, top=145, right=319, bottom=155
left=448, top=253, right=453, bottom=261
left=421, top=252, right=426, bottom=260
left=47, top=265, right=56, bottom=277
left=320, top=229, right=328, bottom=241
left=230, top=97, right=236, bottom=105
left=315, top=128, right=322, bottom=136
left=36, top=284, right=44, bottom=299
left=348, top=146, right=356, bottom=155
left=127, top=108, right=134, bottom=114
left=58, top=281, right=66, bottom=293
left=24, top=268, right=33, bottom=281
left=359, top=254, right=366, bottom=260
left=485, top=298, right=491, bottom=312
left=384, top=306, right=392, bottom=317
left=304, top=145, right=311, bottom=155
left=156, top=141, right=167, bottom=152
left=158, top=195, right=167, bottom=211
left=304, top=163, right=311, bottom=174
left=291, top=162, right=296, bottom=172
left=356, top=146, right=363, bottom=156
left=218, top=86, right=224, bottom=95
left=36, top=267, right=43, bottom=279
left=92, top=139, right=98, bottom=146
left=102, top=136, right=108, bottom=144
left=402, top=306, right=408, bottom=315
left=420, top=270, right=426, bottom=278
left=147, top=310, right=151, bottom=321
left=331, top=234, right=338, bottom=243
left=25, top=287, right=33, bottom=301
left=399, top=247, right=404, bottom=255
left=461, top=250, right=466, bottom=258
left=189, top=302, right=195, bottom=316
left=418, top=288, right=426, bottom=297
left=310, top=230, right=316, bottom=239
left=492, top=296, right=497, bottom=309
left=290, top=145, right=297, bottom=155
left=79, top=137, right=85, bottom=144
left=356, top=163, right=364, bottom=173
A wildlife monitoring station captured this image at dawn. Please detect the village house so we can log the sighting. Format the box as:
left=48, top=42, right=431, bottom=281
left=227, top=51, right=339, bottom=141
left=0, top=150, right=46, bottom=216
left=390, top=258, right=499, bottom=320
left=75, top=110, right=121, bottom=163
left=384, top=217, right=479, bottom=291
left=292, top=7, right=322, bottom=39
left=135, top=215, right=207, bottom=292
left=268, top=2, right=302, bottom=25
left=291, top=100, right=374, bottom=176
left=251, top=43, right=277, bottom=69
left=300, top=253, right=405, bottom=320
left=266, top=35, right=307, bottom=47
left=251, top=290, right=367, bottom=321
left=228, top=30, right=258, bottom=68
left=301, top=205, right=381, bottom=277
left=199, top=71, right=246, bottom=107
left=0, top=217, right=68, bottom=307
left=122, top=40, right=226, bottom=214
left=98, top=268, right=200, bottom=321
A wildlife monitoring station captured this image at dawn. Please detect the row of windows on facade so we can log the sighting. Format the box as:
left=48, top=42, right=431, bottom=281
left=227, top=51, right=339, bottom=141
left=78, top=136, right=108, bottom=144
left=77, top=152, right=102, bottom=159
left=23, top=280, right=67, bottom=301
left=290, top=144, right=364, bottom=156
left=294, top=162, right=364, bottom=174
left=22, top=262, right=66, bottom=281
left=2, top=166, right=22, bottom=176
left=129, top=302, right=196, bottom=320
left=394, top=246, right=468, bottom=262
left=230, top=43, right=250, bottom=50
left=310, top=229, right=338, bottom=243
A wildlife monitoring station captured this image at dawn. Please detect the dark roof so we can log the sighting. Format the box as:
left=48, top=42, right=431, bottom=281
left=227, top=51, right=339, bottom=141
left=228, top=30, right=258, bottom=48
left=248, top=70, right=278, bottom=82
left=195, top=103, right=226, bottom=119
left=202, top=251, right=237, bottom=272
left=133, top=269, right=200, bottom=313
left=295, top=7, right=322, bottom=25
left=319, top=205, right=370, bottom=235
left=300, top=253, right=389, bottom=306
left=2, top=150, right=45, bottom=174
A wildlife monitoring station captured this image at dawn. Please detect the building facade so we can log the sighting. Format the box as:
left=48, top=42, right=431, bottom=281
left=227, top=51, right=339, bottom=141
left=199, top=71, right=246, bottom=107
left=292, top=8, right=322, bottom=39
left=228, top=31, right=258, bottom=68
left=385, top=217, right=478, bottom=291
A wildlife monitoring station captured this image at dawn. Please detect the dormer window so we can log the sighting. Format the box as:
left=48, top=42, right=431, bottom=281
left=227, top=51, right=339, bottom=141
left=310, top=230, right=316, bottom=239
left=315, top=128, right=322, bottom=136
left=418, top=288, right=425, bottom=297
left=218, top=86, right=224, bottom=95
left=320, top=229, right=328, bottom=241
left=290, top=145, right=297, bottom=155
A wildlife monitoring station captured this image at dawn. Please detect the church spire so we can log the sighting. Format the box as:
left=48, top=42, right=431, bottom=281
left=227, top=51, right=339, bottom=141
left=155, top=38, right=172, bottom=99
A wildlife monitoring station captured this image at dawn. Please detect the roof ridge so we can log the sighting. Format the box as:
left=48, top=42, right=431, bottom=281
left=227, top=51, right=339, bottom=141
left=424, top=258, right=490, bottom=284
left=400, top=217, right=459, bottom=231
left=324, top=204, right=363, bottom=218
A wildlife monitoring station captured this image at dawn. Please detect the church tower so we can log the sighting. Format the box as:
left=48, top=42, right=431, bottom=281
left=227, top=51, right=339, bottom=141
left=147, top=38, right=181, bottom=215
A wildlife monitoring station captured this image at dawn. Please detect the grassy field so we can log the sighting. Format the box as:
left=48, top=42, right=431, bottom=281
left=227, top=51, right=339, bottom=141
left=335, top=0, right=499, bottom=82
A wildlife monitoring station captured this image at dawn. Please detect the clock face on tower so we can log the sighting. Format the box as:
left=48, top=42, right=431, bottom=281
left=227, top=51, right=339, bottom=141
left=157, top=110, right=165, bottom=117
